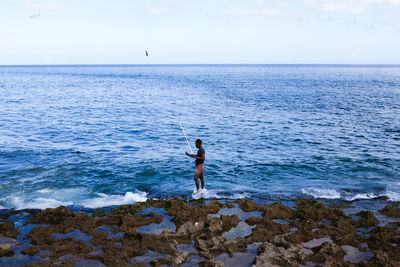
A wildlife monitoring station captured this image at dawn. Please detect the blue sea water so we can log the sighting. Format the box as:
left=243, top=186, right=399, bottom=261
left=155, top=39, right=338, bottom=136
left=0, top=64, right=399, bottom=210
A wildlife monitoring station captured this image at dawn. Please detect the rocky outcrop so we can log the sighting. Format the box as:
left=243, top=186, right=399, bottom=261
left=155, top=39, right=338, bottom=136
left=253, top=237, right=307, bottom=266
left=2, top=198, right=400, bottom=266
left=379, top=204, right=400, bottom=218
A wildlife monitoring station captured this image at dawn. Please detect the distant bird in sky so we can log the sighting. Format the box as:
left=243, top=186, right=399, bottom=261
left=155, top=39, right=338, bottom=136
left=145, top=50, right=149, bottom=57
left=29, top=12, right=41, bottom=20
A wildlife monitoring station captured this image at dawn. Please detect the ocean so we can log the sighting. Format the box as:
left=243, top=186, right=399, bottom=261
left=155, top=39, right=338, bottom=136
left=1, top=64, right=399, bottom=211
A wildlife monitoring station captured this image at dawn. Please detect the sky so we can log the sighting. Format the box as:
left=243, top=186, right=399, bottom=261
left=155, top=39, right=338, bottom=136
left=1, top=0, right=400, bottom=64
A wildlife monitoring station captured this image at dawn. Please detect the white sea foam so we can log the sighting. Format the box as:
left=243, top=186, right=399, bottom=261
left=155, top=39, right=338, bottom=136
left=80, top=191, right=148, bottom=209
left=386, top=191, right=400, bottom=202
left=191, top=188, right=219, bottom=200
left=191, top=188, right=249, bottom=200
left=0, top=189, right=147, bottom=210
left=37, top=188, right=53, bottom=194
left=301, top=188, right=341, bottom=199
left=4, top=195, right=73, bottom=210
left=346, top=193, right=379, bottom=201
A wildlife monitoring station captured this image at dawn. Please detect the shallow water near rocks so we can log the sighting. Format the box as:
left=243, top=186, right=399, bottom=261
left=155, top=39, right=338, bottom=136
left=216, top=242, right=261, bottom=267
left=131, top=250, right=168, bottom=265
left=137, top=208, right=176, bottom=235
left=342, top=245, right=374, bottom=264
left=302, top=237, right=333, bottom=249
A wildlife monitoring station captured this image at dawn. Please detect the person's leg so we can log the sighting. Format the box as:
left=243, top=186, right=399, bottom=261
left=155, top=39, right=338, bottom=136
left=199, top=164, right=205, bottom=189
left=200, top=172, right=204, bottom=189
left=194, top=166, right=200, bottom=190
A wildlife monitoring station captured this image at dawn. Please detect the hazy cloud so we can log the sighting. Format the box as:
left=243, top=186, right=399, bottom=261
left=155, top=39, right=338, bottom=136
left=221, top=1, right=288, bottom=16
left=24, top=0, right=62, bottom=10
left=304, top=0, right=400, bottom=14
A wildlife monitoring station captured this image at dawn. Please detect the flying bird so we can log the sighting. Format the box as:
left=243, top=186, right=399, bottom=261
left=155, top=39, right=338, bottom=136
left=29, top=12, right=41, bottom=20
left=145, top=50, right=149, bottom=57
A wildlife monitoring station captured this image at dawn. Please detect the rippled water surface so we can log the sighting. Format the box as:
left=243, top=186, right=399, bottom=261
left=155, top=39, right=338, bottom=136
left=0, top=65, right=399, bottom=210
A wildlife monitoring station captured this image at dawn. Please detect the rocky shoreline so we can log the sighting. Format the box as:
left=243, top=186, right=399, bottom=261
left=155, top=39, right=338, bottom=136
left=1, top=198, right=400, bottom=266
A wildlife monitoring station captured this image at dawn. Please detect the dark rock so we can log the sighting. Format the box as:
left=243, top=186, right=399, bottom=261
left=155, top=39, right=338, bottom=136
left=0, top=248, right=15, bottom=257
left=221, top=214, right=240, bottom=232
left=236, top=199, right=260, bottom=212
left=245, top=217, right=262, bottom=226
left=0, top=221, right=20, bottom=238
left=295, top=199, right=346, bottom=221
left=356, top=211, right=379, bottom=228
left=379, top=204, right=400, bottom=218
left=28, top=206, right=74, bottom=225
left=199, top=258, right=225, bottom=267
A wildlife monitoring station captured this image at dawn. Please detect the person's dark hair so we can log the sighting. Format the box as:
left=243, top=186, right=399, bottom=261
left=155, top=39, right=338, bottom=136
left=196, top=139, right=202, bottom=144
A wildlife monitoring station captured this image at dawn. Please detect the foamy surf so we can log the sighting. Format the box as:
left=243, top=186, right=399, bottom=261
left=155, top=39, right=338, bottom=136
left=301, top=187, right=341, bottom=200
left=0, top=189, right=148, bottom=210
left=80, top=191, right=148, bottom=209
left=386, top=191, right=400, bottom=202
left=301, top=187, right=400, bottom=202
left=191, top=188, right=248, bottom=200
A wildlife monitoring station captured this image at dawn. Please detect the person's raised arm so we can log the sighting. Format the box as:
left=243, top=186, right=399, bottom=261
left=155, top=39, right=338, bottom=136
left=185, top=152, right=205, bottom=161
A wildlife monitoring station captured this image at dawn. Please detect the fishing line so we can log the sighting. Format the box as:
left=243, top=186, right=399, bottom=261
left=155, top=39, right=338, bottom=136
left=180, top=121, right=193, bottom=154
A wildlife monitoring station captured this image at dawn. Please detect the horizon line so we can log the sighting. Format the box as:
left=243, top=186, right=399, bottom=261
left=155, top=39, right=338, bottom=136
left=1, top=63, right=400, bottom=67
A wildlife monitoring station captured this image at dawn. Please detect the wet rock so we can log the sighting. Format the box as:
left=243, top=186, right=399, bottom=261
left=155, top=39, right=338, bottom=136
left=367, top=226, right=400, bottom=261
left=92, top=209, right=105, bottom=217
left=245, top=219, right=291, bottom=243
left=119, top=213, right=163, bottom=233
left=379, top=204, right=400, bottom=218
left=245, top=216, right=262, bottom=226
left=236, top=199, right=260, bottom=212
left=307, top=242, right=346, bottom=264
left=223, top=237, right=247, bottom=256
left=0, top=247, right=15, bottom=257
left=171, top=251, right=192, bottom=265
left=252, top=237, right=306, bottom=267
left=372, top=251, right=400, bottom=267
left=0, top=221, right=20, bottom=239
left=175, top=222, right=196, bottom=238
left=356, top=211, right=379, bottom=228
left=5, top=197, right=399, bottom=266
left=21, top=245, right=41, bottom=256
left=373, top=195, right=389, bottom=201
left=203, top=200, right=226, bottom=214
left=318, top=219, right=358, bottom=247
left=96, top=214, right=123, bottom=227
left=28, top=206, right=74, bottom=225
left=0, top=236, right=18, bottom=250
left=221, top=214, right=240, bottom=232
left=199, top=258, right=225, bottom=267
left=26, top=226, right=55, bottom=245
left=264, top=202, right=295, bottom=220
left=295, top=199, right=346, bottom=221
left=329, top=202, right=353, bottom=209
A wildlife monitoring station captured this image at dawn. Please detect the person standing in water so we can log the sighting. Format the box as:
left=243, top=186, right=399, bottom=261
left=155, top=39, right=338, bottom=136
left=185, top=139, right=205, bottom=191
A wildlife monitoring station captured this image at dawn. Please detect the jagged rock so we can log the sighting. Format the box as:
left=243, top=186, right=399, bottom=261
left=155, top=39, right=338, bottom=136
left=356, top=211, right=379, bottom=228
left=221, top=214, right=240, bottom=232
left=199, top=258, right=225, bottom=267
left=171, top=251, right=192, bottom=265
left=379, top=204, right=400, bottom=218
left=0, top=236, right=19, bottom=250
left=0, top=221, right=20, bottom=238
left=0, top=247, right=15, bottom=257
left=252, top=237, right=306, bottom=267
left=307, top=242, right=346, bottom=265
left=236, top=199, right=260, bottom=212
left=176, top=222, right=196, bottom=237
left=28, top=206, right=74, bottom=224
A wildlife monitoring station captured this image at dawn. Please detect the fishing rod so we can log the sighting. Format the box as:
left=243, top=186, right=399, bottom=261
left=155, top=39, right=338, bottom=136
left=180, top=121, right=193, bottom=154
